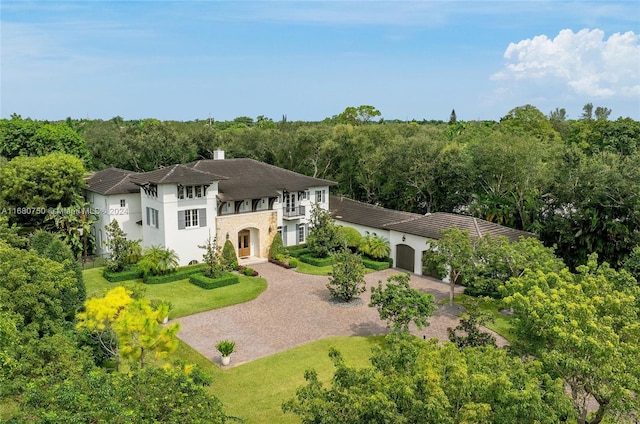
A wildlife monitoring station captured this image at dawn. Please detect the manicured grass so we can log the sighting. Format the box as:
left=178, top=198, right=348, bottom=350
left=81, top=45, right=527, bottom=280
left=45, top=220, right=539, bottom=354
left=83, top=268, right=267, bottom=319
left=174, top=336, right=386, bottom=424
left=452, top=294, right=516, bottom=343
left=295, top=261, right=334, bottom=276
left=295, top=261, right=377, bottom=276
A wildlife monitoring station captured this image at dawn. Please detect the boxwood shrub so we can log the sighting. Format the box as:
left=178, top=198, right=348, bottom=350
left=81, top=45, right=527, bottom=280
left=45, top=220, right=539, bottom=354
left=103, top=266, right=143, bottom=282
left=285, top=245, right=309, bottom=258
left=189, top=272, right=240, bottom=290
left=143, top=263, right=208, bottom=284
left=299, top=254, right=334, bottom=267
left=361, top=257, right=391, bottom=271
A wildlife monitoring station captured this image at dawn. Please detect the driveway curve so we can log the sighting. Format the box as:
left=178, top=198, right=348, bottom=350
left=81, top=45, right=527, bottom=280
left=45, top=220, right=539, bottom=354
left=175, top=262, right=506, bottom=367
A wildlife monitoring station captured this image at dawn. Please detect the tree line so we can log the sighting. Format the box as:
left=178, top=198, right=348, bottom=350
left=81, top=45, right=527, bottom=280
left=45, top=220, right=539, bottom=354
left=2, top=104, right=639, bottom=269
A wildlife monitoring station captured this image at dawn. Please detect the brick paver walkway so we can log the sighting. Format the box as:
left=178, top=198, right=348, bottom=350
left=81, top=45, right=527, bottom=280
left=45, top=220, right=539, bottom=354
left=175, top=262, right=506, bottom=367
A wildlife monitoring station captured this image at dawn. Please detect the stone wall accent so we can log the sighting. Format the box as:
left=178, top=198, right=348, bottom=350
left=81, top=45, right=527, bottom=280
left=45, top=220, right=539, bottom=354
left=215, top=211, right=278, bottom=258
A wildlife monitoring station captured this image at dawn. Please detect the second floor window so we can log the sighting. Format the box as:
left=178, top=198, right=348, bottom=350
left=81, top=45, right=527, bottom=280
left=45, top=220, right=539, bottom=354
left=146, top=207, right=159, bottom=228
left=315, top=190, right=326, bottom=203
left=185, top=209, right=198, bottom=227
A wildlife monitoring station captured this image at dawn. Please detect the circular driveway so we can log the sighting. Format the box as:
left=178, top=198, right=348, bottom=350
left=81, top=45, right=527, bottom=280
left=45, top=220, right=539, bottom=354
left=175, top=262, right=505, bottom=366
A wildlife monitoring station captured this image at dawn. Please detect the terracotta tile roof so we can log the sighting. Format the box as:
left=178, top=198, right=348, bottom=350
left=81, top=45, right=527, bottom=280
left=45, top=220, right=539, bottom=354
left=85, top=168, right=139, bottom=195
left=330, top=195, right=535, bottom=242
left=128, top=164, right=227, bottom=186
left=188, top=159, right=337, bottom=201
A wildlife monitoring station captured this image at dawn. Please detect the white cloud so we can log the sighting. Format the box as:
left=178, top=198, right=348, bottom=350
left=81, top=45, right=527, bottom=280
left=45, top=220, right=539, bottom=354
left=492, top=29, right=640, bottom=98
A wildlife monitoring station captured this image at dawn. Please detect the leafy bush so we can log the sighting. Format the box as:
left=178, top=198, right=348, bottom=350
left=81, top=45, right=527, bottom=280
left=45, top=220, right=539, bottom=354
left=243, top=267, right=257, bottom=277
left=269, top=233, right=285, bottom=259
left=103, top=266, right=143, bottom=282
left=327, top=250, right=366, bottom=302
left=285, top=245, right=309, bottom=257
left=288, top=258, right=299, bottom=268
left=189, top=272, right=240, bottom=290
left=268, top=258, right=293, bottom=269
left=338, top=226, right=363, bottom=250
left=143, top=263, right=207, bottom=284
left=221, top=240, right=238, bottom=271
left=361, top=257, right=390, bottom=271
left=299, top=254, right=334, bottom=267
left=307, top=204, right=345, bottom=258
left=422, top=250, right=448, bottom=279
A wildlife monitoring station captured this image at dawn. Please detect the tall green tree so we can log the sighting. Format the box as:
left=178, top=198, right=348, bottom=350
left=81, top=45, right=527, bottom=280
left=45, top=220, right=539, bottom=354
left=369, top=273, right=436, bottom=333
left=0, top=242, right=78, bottom=338
left=502, top=255, right=640, bottom=424
left=307, top=204, right=345, bottom=258
left=0, top=152, right=86, bottom=227
left=427, top=227, right=475, bottom=306
left=0, top=116, right=88, bottom=160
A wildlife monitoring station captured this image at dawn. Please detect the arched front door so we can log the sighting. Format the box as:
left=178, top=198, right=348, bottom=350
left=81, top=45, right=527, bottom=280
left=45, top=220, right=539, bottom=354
left=396, top=244, right=415, bottom=273
left=238, top=230, right=251, bottom=257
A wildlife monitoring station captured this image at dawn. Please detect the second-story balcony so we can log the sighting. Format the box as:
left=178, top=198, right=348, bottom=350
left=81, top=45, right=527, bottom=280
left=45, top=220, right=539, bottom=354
left=283, top=205, right=305, bottom=219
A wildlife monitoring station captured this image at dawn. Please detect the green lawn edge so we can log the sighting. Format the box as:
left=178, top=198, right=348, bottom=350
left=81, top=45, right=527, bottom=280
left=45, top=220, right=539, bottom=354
left=83, top=267, right=267, bottom=319
left=175, top=336, right=386, bottom=424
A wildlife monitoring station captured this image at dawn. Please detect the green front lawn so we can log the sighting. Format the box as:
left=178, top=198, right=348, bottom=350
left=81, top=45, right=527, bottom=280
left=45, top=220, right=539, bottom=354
left=83, top=268, right=267, bottom=319
left=175, top=336, right=385, bottom=424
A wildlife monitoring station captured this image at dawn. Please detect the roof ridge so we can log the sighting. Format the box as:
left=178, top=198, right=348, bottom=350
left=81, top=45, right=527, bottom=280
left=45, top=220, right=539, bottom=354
left=472, top=217, right=483, bottom=238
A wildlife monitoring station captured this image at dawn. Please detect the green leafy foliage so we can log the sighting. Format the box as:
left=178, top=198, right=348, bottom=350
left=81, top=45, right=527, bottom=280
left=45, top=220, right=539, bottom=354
left=358, top=234, right=391, bottom=260
left=15, top=365, right=228, bottom=423
left=338, top=226, right=362, bottom=249
left=327, top=250, right=366, bottom=302
left=199, top=233, right=224, bottom=278
left=29, top=230, right=86, bottom=318
left=104, top=219, right=141, bottom=272
left=502, top=254, right=640, bottom=423
left=622, top=245, right=640, bottom=281
left=215, top=340, right=236, bottom=357
left=0, top=116, right=88, bottom=160
left=269, top=232, right=285, bottom=258
left=221, top=239, right=238, bottom=271
left=138, top=245, right=179, bottom=276
left=283, top=337, right=573, bottom=423
left=369, top=273, right=436, bottom=333
left=0, top=214, right=27, bottom=248
left=447, top=304, right=497, bottom=349
left=307, top=204, right=345, bottom=258
left=0, top=243, right=78, bottom=338
left=0, top=152, right=86, bottom=227
left=189, top=272, right=240, bottom=290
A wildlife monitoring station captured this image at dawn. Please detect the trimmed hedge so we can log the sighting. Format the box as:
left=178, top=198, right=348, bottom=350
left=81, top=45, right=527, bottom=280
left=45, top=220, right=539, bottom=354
left=299, top=254, right=334, bottom=267
left=189, top=272, right=240, bottom=290
left=285, top=245, right=310, bottom=258
left=268, top=258, right=293, bottom=269
left=361, top=257, right=391, bottom=271
left=103, top=266, right=143, bottom=282
left=143, top=263, right=208, bottom=285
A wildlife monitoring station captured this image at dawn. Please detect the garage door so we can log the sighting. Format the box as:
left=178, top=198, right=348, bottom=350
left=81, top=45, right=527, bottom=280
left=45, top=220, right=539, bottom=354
left=396, top=244, right=415, bottom=273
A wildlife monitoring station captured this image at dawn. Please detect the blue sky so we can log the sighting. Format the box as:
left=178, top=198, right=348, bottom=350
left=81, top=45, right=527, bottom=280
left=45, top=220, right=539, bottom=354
left=2, top=1, right=639, bottom=121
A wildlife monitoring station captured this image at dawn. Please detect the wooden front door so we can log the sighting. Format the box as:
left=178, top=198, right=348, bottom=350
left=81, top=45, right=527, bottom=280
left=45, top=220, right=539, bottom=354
left=238, top=230, right=251, bottom=257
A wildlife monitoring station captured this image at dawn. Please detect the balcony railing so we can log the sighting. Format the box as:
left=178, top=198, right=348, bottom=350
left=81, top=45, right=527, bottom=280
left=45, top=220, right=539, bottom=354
left=283, top=205, right=305, bottom=219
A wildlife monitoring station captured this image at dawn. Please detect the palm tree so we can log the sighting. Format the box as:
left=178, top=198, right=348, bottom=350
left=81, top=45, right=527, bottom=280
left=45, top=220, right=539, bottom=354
left=138, top=246, right=179, bottom=276
left=358, top=235, right=390, bottom=260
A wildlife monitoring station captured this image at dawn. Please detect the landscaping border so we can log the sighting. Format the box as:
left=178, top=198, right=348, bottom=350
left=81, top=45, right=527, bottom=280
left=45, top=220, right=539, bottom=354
left=143, top=263, right=209, bottom=284
left=189, top=272, right=240, bottom=290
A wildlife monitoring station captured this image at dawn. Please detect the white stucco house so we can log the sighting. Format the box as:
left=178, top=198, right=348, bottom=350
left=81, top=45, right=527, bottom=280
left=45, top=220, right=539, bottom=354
left=330, top=195, right=535, bottom=276
left=85, top=151, right=335, bottom=265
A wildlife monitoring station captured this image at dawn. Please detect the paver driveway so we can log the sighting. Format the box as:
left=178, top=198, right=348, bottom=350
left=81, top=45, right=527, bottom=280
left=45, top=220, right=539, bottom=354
left=175, top=262, right=506, bottom=367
